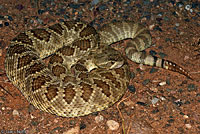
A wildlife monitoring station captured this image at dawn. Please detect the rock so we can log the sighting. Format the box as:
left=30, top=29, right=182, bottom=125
left=183, top=115, right=189, bottom=119
left=185, top=124, right=192, bottom=129
left=128, top=85, right=136, bottom=93
left=130, top=117, right=157, bottom=134
left=63, top=126, right=80, bottom=134
left=13, top=109, right=19, bottom=116
left=95, top=115, right=104, bottom=123
left=151, top=97, right=159, bottom=105
left=106, top=120, right=119, bottom=131
left=159, top=81, right=166, bottom=86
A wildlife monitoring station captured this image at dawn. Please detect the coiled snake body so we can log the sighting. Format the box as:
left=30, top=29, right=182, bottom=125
left=5, top=21, right=191, bottom=117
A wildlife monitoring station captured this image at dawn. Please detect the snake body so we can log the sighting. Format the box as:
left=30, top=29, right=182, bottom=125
left=5, top=21, right=191, bottom=117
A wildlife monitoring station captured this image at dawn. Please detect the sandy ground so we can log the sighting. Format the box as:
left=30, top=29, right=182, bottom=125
left=0, top=0, right=199, bottom=134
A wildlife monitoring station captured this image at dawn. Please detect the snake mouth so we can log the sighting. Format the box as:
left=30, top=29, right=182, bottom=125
left=110, top=60, right=124, bottom=69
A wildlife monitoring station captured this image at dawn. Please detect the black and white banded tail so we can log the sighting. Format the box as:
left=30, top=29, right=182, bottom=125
left=99, top=21, right=192, bottom=79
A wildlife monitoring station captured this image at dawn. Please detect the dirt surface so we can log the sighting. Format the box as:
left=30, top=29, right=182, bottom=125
left=0, top=0, right=199, bottom=134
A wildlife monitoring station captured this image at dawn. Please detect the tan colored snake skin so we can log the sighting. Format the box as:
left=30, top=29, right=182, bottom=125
left=5, top=21, right=192, bottom=117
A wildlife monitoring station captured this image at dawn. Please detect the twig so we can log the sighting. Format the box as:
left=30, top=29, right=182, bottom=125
left=0, top=85, right=14, bottom=98
left=117, top=93, right=132, bottom=134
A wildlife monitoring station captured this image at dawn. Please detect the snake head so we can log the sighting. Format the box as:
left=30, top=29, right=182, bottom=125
left=92, top=46, right=125, bottom=69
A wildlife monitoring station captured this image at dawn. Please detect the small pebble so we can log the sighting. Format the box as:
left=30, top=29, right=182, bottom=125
left=174, top=99, right=183, bottom=107
left=13, top=109, right=19, bottom=116
left=180, top=31, right=185, bottom=35
left=175, top=23, right=180, bottom=27
left=30, top=114, right=36, bottom=119
left=150, top=87, right=158, bottom=92
left=151, top=97, right=159, bottom=105
left=179, top=112, right=185, bottom=115
left=136, top=101, right=147, bottom=106
left=149, top=24, right=155, bottom=30
left=185, top=124, right=192, bottom=129
left=185, top=5, right=191, bottom=11
left=106, top=120, right=119, bottom=131
left=54, top=118, right=59, bottom=123
left=63, top=126, right=79, bottom=134
left=7, top=16, right=13, bottom=21
left=160, top=96, right=166, bottom=101
left=139, top=63, right=145, bottom=70
left=184, top=55, right=190, bottom=61
left=142, top=79, right=150, bottom=85
left=80, top=123, right=86, bottom=130
left=6, top=107, right=11, bottom=110
left=4, top=22, right=9, bottom=26
left=183, top=115, right=189, bottom=119
left=159, top=81, right=166, bottom=86
left=95, top=115, right=104, bottom=123
left=166, top=79, right=170, bottom=85
left=128, top=85, right=136, bottom=93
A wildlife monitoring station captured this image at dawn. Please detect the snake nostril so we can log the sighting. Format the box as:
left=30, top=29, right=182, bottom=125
left=6, top=20, right=191, bottom=118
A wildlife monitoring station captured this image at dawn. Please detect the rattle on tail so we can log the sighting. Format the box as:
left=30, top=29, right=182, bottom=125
left=4, top=21, right=192, bottom=117
left=99, top=21, right=193, bottom=80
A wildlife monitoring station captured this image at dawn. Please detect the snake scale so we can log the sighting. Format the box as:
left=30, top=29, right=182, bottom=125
left=5, top=21, right=192, bottom=117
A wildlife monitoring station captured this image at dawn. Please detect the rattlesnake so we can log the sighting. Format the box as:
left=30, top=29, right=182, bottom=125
left=5, top=21, right=192, bottom=117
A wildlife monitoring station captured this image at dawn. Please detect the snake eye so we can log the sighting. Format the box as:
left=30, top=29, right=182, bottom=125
left=111, top=61, right=115, bottom=64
